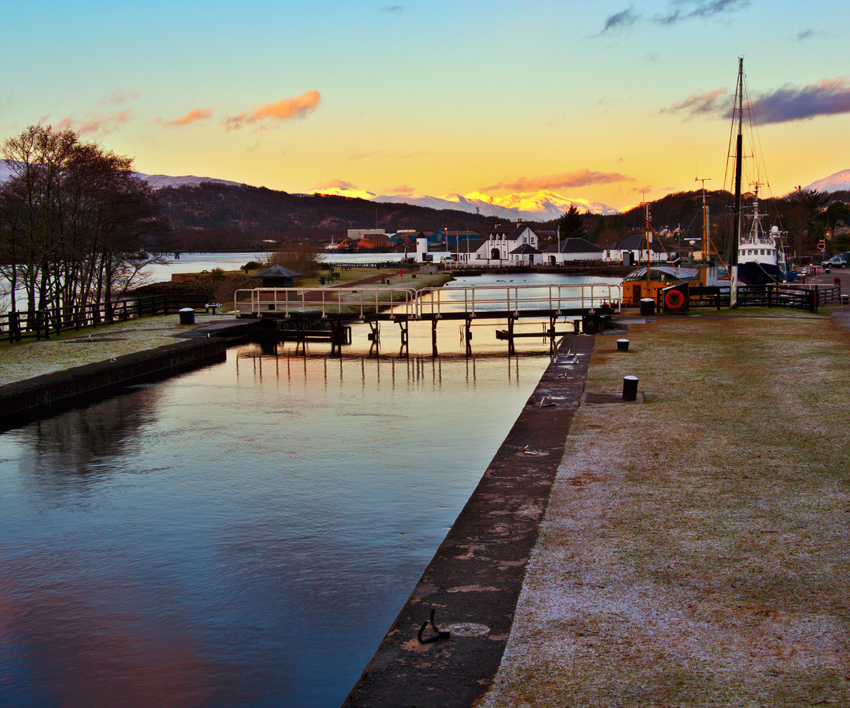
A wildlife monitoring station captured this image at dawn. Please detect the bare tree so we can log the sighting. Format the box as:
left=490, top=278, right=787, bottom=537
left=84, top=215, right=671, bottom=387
left=0, top=124, right=169, bottom=320
left=262, top=241, right=321, bottom=277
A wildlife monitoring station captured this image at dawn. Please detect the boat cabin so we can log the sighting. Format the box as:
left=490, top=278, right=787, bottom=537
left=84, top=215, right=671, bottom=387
left=622, top=266, right=700, bottom=306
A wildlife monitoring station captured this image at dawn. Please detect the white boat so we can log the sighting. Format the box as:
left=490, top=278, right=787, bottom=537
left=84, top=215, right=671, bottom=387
left=736, top=183, right=789, bottom=283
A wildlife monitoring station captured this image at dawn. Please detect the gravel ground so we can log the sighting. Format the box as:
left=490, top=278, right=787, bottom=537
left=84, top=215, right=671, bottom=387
left=0, top=313, right=224, bottom=385
left=481, top=307, right=850, bottom=707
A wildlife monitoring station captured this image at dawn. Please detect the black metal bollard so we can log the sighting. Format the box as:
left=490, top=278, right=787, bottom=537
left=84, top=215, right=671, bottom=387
left=179, top=307, right=195, bottom=325
left=622, top=375, right=638, bottom=401
left=617, top=338, right=629, bottom=352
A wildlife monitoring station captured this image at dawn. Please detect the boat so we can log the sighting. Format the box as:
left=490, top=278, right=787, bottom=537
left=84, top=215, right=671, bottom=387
left=735, top=183, right=790, bottom=284
left=620, top=204, right=704, bottom=307
left=621, top=58, right=795, bottom=308
left=727, top=58, right=792, bottom=294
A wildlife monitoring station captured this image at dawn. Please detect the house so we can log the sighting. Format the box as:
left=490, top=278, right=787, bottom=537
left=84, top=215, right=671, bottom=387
left=604, top=233, right=669, bottom=265
left=251, top=265, right=303, bottom=288
left=449, top=223, right=541, bottom=265
left=452, top=237, right=487, bottom=264
left=508, top=242, right=542, bottom=266
left=544, top=237, right=604, bottom=265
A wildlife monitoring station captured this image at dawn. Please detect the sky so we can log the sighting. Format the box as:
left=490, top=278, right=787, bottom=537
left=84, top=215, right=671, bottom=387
left=3, top=0, right=850, bottom=211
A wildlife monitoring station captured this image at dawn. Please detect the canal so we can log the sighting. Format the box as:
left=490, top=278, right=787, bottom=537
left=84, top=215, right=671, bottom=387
left=0, top=269, right=620, bottom=706
left=0, top=341, right=554, bottom=707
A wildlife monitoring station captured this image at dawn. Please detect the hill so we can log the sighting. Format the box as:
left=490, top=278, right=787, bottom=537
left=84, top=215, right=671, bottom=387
left=153, top=182, right=505, bottom=251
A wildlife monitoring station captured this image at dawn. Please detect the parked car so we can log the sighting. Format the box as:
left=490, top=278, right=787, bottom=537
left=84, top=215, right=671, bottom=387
left=823, top=255, right=848, bottom=268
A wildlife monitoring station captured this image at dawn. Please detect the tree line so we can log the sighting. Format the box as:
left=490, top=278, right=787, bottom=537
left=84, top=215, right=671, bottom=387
left=0, top=125, right=168, bottom=317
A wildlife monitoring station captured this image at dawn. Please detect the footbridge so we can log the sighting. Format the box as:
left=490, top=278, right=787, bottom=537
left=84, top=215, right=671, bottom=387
left=234, top=283, right=622, bottom=356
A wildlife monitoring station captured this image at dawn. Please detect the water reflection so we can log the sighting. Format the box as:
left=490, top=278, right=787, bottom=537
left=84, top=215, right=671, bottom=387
left=235, top=348, right=529, bottom=392
left=11, top=388, right=161, bottom=498
left=0, top=344, right=551, bottom=707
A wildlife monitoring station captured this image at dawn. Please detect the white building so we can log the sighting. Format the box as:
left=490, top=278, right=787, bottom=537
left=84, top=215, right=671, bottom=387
left=451, top=224, right=542, bottom=265
left=544, top=237, right=604, bottom=265
left=347, top=228, right=387, bottom=241
left=604, top=233, right=669, bottom=265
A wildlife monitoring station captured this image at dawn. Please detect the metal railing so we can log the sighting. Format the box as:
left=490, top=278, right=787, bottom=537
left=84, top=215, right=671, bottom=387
left=235, top=283, right=622, bottom=320
left=416, top=283, right=622, bottom=318
left=234, top=287, right=420, bottom=319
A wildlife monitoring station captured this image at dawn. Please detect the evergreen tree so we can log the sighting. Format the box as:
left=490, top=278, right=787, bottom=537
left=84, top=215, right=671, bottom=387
left=557, top=205, right=587, bottom=242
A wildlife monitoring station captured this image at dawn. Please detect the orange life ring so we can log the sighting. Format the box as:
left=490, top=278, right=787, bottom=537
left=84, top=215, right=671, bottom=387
left=664, top=289, right=685, bottom=310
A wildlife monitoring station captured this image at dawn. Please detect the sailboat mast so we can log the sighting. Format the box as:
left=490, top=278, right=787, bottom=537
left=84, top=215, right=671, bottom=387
left=696, top=177, right=711, bottom=261
left=730, top=57, right=744, bottom=306
left=645, top=202, right=652, bottom=290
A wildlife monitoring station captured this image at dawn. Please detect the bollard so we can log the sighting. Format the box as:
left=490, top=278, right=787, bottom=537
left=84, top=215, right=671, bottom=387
left=622, top=375, right=638, bottom=401
left=617, top=338, right=629, bottom=352
left=178, top=307, right=195, bottom=325
left=639, top=298, right=655, bottom=316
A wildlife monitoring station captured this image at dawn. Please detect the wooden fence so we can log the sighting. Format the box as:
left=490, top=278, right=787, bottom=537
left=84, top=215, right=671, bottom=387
left=1, top=294, right=209, bottom=344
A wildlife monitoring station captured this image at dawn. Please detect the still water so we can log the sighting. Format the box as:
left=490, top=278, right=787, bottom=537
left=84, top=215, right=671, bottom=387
left=141, top=251, right=403, bottom=284
left=0, top=337, right=553, bottom=707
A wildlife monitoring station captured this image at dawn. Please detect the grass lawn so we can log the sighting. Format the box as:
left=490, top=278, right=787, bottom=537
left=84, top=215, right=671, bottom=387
left=482, top=308, right=850, bottom=707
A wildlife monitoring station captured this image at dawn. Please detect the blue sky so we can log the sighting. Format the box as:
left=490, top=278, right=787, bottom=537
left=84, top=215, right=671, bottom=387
left=3, top=0, right=849, bottom=210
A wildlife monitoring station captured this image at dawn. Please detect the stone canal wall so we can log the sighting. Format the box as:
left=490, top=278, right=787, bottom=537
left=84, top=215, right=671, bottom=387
left=342, top=333, right=598, bottom=708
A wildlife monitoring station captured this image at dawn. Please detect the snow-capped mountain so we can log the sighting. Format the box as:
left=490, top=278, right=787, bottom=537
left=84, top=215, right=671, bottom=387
left=0, top=160, right=617, bottom=219
left=803, top=169, right=850, bottom=194
left=0, top=160, right=14, bottom=184
left=0, top=160, right=243, bottom=192
left=316, top=186, right=621, bottom=219
left=136, top=173, right=244, bottom=190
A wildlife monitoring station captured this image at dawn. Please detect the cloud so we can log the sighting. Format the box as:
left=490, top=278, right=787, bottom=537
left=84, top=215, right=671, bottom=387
left=55, top=109, right=132, bottom=135
left=105, top=89, right=138, bottom=106
left=796, top=28, right=825, bottom=42
left=748, top=78, right=850, bottom=124
left=388, top=184, right=415, bottom=194
left=313, top=179, right=358, bottom=190
left=226, top=90, right=321, bottom=131
left=379, top=4, right=405, bottom=12
left=602, top=7, right=638, bottom=32
left=349, top=150, right=384, bottom=160
left=157, top=108, right=213, bottom=127
left=41, top=90, right=139, bottom=136
left=601, top=0, right=749, bottom=33
left=483, top=169, right=634, bottom=193
left=656, top=0, right=750, bottom=25
left=665, top=79, right=850, bottom=124
left=662, top=88, right=728, bottom=119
